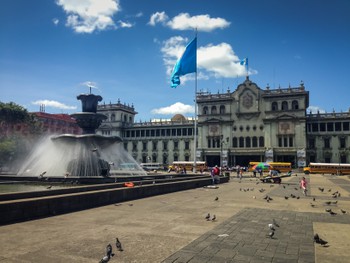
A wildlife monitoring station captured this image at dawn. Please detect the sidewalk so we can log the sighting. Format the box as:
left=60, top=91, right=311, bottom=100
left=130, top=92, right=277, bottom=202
left=0, top=173, right=349, bottom=262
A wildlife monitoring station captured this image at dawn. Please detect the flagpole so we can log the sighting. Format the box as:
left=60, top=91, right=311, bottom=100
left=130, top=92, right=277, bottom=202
left=193, top=29, right=198, bottom=173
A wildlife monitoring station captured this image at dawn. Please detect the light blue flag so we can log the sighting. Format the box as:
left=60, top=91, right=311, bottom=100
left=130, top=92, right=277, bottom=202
left=171, top=37, right=197, bottom=88
left=240, top=57, right=248, bottom=66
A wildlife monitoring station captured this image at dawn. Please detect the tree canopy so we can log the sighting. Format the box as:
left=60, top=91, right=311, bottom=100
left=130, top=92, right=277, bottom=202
left=0, top=102, right=31, bottom=123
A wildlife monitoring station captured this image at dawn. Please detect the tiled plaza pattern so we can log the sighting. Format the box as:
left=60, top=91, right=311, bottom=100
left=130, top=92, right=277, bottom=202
left=1, top=173, right=350, bottom=262
left=163, top=175, right=350, bottom=263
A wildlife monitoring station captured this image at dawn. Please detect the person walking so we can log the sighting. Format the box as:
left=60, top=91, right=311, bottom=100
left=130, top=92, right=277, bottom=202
left=300, top=177, right=308, bottom=196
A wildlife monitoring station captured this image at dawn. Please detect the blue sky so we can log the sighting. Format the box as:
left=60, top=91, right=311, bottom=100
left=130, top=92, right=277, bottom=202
left=1, top=0, right=349, bottom=121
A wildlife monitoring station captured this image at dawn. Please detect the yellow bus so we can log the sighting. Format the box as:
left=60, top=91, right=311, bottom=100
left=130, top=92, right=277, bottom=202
left=168, top=161, right=207, bottom=172
left=303, top=163, right=350, bottom=175
left=248, top=162, right=292, bottom=173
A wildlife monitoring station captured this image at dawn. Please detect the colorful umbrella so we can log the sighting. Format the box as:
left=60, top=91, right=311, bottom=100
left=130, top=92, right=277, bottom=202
left=252, top=162, right=271, bottom=171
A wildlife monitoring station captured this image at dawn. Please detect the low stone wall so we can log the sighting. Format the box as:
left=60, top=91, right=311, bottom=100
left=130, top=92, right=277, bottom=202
left=0, top=176, right=228, bottom=225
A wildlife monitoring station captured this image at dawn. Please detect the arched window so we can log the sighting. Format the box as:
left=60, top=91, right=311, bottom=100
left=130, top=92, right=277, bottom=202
left=271, top=102, right=278, bottom=111
left=282, top=101, right=288, bottom=110
left=292, top=100, right=299, bottom=110
left=239, top=137, right=244, bottom=148
left=252, top=136, right=258, bottom=147
left=232, top=137, right=237, bottom=148
left=246, top=137, right=251, bottom=147
left=259, top=136, right=265, bottom=147
left=211, top=106, right=217, bottom=114
left=219, top=105, right=225, bottom=114
left=203, top=106, right=208, bottom=115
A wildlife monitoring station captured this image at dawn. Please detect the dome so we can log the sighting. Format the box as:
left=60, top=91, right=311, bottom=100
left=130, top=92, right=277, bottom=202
left=171, top=114, right=186, bottom=122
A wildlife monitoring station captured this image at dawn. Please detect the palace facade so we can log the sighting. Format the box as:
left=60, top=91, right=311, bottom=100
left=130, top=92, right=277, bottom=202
left=96, top=77, right=350, bottom=168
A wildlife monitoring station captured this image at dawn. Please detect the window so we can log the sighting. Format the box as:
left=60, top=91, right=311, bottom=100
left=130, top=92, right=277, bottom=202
left=153, top=141, right=157, bottom=151
left=163, top=141, right=168, bottom=150
left=311, top=123, right=319, bottom=132
left=219, top=105, right=225, bottom=114
left=143, top=142, right=147, bottom=151
left=340, top=137, right=346, bottom=148
left=320, top=123, right=326, bottom=132
left=111, top=114, right=115, bottom=121
left=208, top=138, right=211, bottom=148
left=324, top=138, right=330, bottom=148
left=308, top=138, right=315, bottom=149
left=185, top=141, right=190, bottom=150
left=282, top=101, right=288, bottom=110
left=246, top=137, right=251, bottom=147
left=239, top=137, right=244, bottom=148
left=232, top=137, right=238, bottom=148
left=124, top=143, right=128, bottom=150
left=174, top=141, right=179, bottom=150
left=327, top=123, right=334, bottom=132
left=252, top=136, right=257, bottom=147
left=343, top=122, right=350, bottom=131
left=335, top=122, right=341, bottom=132
left=292, top=100, right=299, bottom=110
left=203, top=106, right=208, bottom=115
left=271, top=102, right=278, bottom=111
left=259, top=136, right=265, bottom=147
left=211, top=106, right=217, bottom=114
left=132, top=142, right=137, bottom=151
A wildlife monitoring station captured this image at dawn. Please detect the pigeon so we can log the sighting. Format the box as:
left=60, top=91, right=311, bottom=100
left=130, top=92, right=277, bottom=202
left=313, top=197, right=316, bottom=202
left=325, top=208, right=332, bottom=213
left=329, top=211, right=337, bottom=216
left=99, top=255, right=110, bottom=263
left=314, top=233, right=320, bottom=243
left=324, top=201, right=331, bottom=205
left=211, top=215, right=216, bottom=221
left=46, top=185, right=52, bottom=189
left=266, top=231, right=275, bottom=238
left=268, top=223, right=275, bottom=231
left=106, top=244, right=114, bottom=258
left=318, top=187, right=324, bottom=192
left=331, top=201, right=338, bottom=205
left=215, top=196, right=219, bottom=201
left=314, top=233, right=328, bottom=246
left=272, top=219, right=280, bottom=228
left=319, top=238, right=328, bottom=246
left=290, top=194, right=296, bottom=198
left=283, top=185, right=286, bottom=189
left=328, top=189, right=332, bottom=192
left=116, top=238, right=123, bottom=251
left=296, top=196, right=300, bottom=199
left=205, top=213, right=210, bottom=220
left=310, top=203, right=316, bottom=208
left=284, top=196, right=289, bottom=200
left=341, top=209, right=347, bottom=214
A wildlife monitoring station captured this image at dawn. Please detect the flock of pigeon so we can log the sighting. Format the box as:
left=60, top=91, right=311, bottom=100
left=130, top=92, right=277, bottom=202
left=99, top=238, right=123, bottom=262
left=309, top=187, right=347, bottom=216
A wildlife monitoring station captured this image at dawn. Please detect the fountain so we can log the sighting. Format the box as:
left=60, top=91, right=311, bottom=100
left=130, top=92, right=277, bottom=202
left=17, top=92, right=147, bottom=181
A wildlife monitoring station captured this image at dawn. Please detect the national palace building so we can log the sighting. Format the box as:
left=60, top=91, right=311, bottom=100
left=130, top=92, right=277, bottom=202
left=96, top=77, right=350, bottom=168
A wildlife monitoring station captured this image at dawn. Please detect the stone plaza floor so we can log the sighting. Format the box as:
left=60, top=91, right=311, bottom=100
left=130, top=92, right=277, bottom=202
left=0, top=173, right=350, bottom=262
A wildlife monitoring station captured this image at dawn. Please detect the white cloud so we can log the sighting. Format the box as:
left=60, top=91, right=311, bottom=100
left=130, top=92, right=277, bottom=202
left=307, top=106, right=326, bottom=114
left=151, top=102, right=194, bottom=115
left=149, top=12, right=230, bottom=32
left=161, top=36, right=254, bottom=82
left=167, top=13, right=230, bottom=32
left=52, top=18, right=59, bottom=25
left=56, top=0, right=121, bottom=33
left=32, top=100, right=77, bottom=110
left=148, top=11, right=169, bottom=26
left=118, top=20, right=133, bottom=28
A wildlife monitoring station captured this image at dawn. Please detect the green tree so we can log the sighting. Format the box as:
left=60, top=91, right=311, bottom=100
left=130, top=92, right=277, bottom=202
left=0, top=102, right=31, bottom=123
